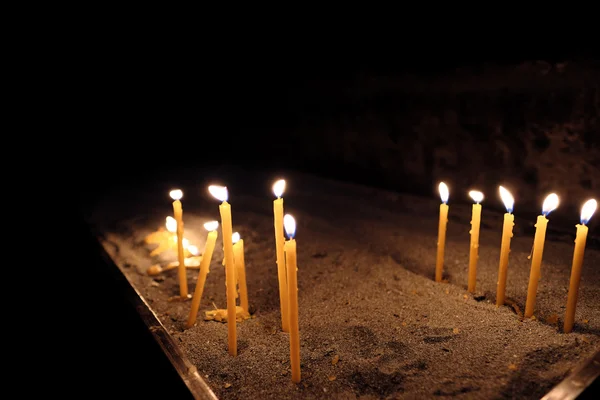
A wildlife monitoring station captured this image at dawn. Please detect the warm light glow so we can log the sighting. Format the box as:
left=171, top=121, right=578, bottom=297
left=169, top=189, right=183, bottom=201
left=232, top=232, right=241, bottom=244
left=499, top=186, right=514, bottom=213
left=469, top=190, right=484, bottom=204
left=166, top=216, right=177, bottom=232
left=183, top=238, right=190, bottom=248
left=188, top=245, right=199, bottom=256
left=284, top=214, right=296, bottom=238
left=273, top=179, right=286, bottom=198
left=542, top=193, right=559, bottom=216
left=204, top=221, right=219, bottom=231
left=581, top=199, right=597, bottom=225
left=208, top=185, right=228, bottom=202
left=439, top=182, right=449, bottom=203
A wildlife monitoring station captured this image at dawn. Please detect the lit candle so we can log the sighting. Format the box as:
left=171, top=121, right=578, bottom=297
left=147, top=217, right=177, bottom=256
left=435, top=182, right=449, bottom=282
left=186, top=221, right=219, bottom=329
left=170, top=189, right=188, bottom=299
left=467, top=190, right=484, bottom=293
left=208, top=185, right=237, bottom=356
left=166, top=215, right=177, bottom=233
left=496, top=186, right=515, bottom=306
left=564, top=199, right=597, bottom=333
left=284, top=214, right=301, bottom=383
left=147, top=216, right=199, bottom=261
left=232, top=232, right=249, bottom=314
left=273, top=179, right=290, bottom=332
left=524, top=193, right=559, bottom=318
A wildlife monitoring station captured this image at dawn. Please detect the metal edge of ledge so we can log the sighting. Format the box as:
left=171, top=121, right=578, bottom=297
left=541, top=349, right=600, bottom=400
left=96, top=236, right=218, bottom=400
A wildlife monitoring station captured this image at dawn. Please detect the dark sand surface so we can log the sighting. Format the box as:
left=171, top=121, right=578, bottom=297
left=86, top=168, right=599, bottom=399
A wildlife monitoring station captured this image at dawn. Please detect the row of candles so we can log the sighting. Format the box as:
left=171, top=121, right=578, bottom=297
left=154, top=179, right=596, bottom=384
left=165, top=181, right=301, bottom=383
left=435, top=183, right=597, bottom=333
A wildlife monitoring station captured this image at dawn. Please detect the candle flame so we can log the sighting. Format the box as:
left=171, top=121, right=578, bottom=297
left=469, top=190, right=484, bottom=204
left=182, top=238, right=190, bottom=248
left=204, top=221, right=219, bottom=231
left=208, top=185, right=228, bottom=202
left=542, top=193, right=559, bottom=216
left=284, top=214, right=296, bottom=238
left=499, top=186, right=514, bottom=213
left=580, top=199, right=597, bottom=225
left=232, top=231, right=241, bottom=244
left=439, top=182, right=449, bottom=204
left=169, top=189, right=183, bottom=200
left=188, top=245, right=199, bottom=256
left=166, top=216, right=177, bottom=232
left=273, top=179, right=286, bottom=198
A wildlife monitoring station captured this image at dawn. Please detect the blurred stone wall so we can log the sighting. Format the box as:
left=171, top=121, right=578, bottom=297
left=280, top=61, right=599, bottom=230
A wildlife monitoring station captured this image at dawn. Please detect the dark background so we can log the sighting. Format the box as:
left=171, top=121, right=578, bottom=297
left=81, top=41, right=599, bottom=230
left=76, top=36, right=598, bottom=397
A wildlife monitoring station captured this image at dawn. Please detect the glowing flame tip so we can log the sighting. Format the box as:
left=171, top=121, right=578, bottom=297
left=203, top=221, right=219, bottom=231
left=188, top=245, right=199, bottom=256
left=273, top=179, right=286, bottom=198
left=469, top=190, right=484, bottom=204
left=284, top=214, right=296, bottom=238
left=169, top=189, right=183, bottom=200
left=232, top=232, right=241, bottom=243
left=542, top=193, right=559, bottom=216
left=208, top=185, right=228, bottom=202
left=499, top=186, right=514, bottom=213
left=580, top=199, right=597, bottom=224
left=166, top=216, right=177, bottom=232
left=438, top=182, right=449, bottom=203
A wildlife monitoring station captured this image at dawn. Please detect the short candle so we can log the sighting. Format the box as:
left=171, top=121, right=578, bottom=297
left=564, top=199, right=597, bottom=333
left=525, top=193, right=559, bottom=318
left=232, top=232, right=249, bottom=314
left=284, top=214, right=301, bottom=383
left=186, top=221, right=219, bottom=329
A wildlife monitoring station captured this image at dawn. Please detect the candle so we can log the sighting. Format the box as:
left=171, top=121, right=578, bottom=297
left=284, top=214, right=301, bottom=383
left=186, top=221, right=219, bottom=329
left=435, top=182, right=449, bottom=282
left=149, top=217, right=197, bottom=257
left=170, top=189, right=188, bottom=299
left=524, top=193, right=559, bottom=318
left=467, top=190, right=484, bottom=293
left=208, top=185, right=237, bottom=356
left=147, top=217, right=176, bottom=256
left=273, top=179, right=290, bottom=332
left=564, top=199, right=597, bottom=333
left=232, top=232, right=249, bottom=314
left=496, top=186, right=515, bottom=306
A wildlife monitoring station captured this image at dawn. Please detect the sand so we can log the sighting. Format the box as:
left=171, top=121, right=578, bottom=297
left=86, top=168, right=599, bottom=399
